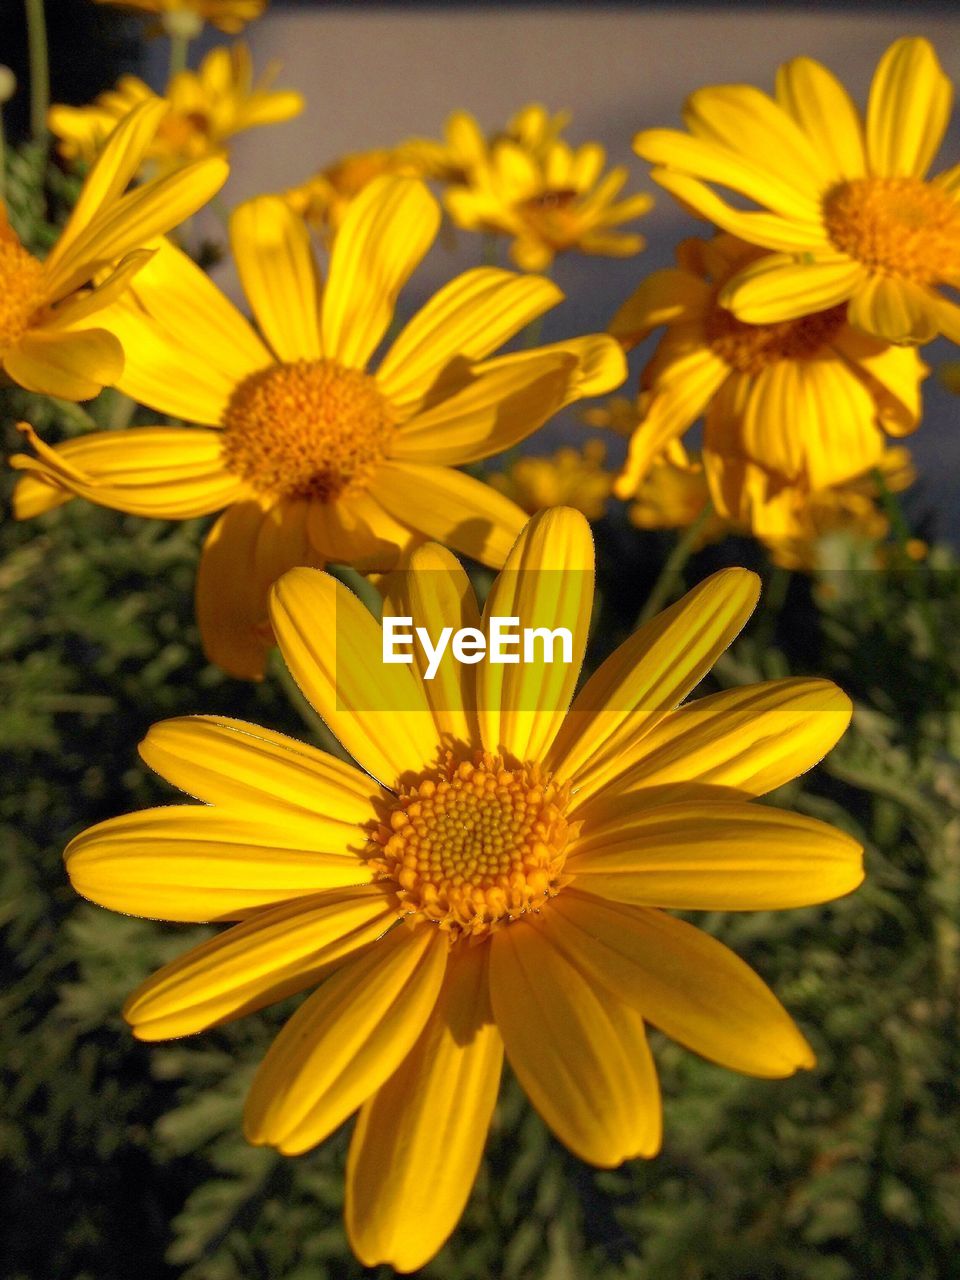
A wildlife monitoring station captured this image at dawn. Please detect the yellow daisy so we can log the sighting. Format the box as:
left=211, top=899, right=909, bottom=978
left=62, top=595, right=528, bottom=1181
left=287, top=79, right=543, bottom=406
left=63, top=506, right=862, bottom=1273
left=445, top=131, right=652, bottom=272
left=488, top=440, right=613, bottom=520
left=610, top=233, right=926, bottom=535
left=634, top=37, right=960, bottom=346
left=402, top=103, right=572, bottom=186
left=0, top=99, right=226, bottom=401
left=49, top=44, right=303, bottom=177
left=94, top=0, right=267, bottom=34
left=11, top=177, right=625, bottom=679
left=626, top=441, right=727, bottom=547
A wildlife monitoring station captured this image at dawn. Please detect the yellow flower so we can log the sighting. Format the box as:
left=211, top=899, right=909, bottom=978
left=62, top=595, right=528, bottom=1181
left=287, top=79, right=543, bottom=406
left=626, top=442, right=727, bottom=546
left=581, top=393, right=641, bottom=436
left=11, top=178, right=624, bottom=679
left=49, top=45, right=302, bottom=177
left=285, top=149, right=422, bottom=240
left=488, top=440, right=613, bottom=520
left=635, top=37, right=960, bottom=346
left=744, top=447, right=917, bottom=570
left=62, top=507, right=861, bottom=1272
left=94, top=0, right=266, bottom=34
left=445, top=128, right=652, bottom=271
left=0, top=100, right=226, bottom=400
left=402, top=103, right=571, bottom=185
left=610, top=233, right=926, bottom=535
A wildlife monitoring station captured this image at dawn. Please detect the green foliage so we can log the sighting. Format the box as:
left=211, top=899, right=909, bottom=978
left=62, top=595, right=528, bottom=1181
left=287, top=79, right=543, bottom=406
left=3, top=139, right=960, bottom=1280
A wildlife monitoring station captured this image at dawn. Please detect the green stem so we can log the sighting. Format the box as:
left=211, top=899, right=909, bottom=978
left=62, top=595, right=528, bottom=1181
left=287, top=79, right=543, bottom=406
left=25, top=0, right=50, bottom=145
left=167, top=32, right=191, bottom=80
left=270, top=650, right=351, bottom=762
left=634, top=500, right=713, bottom=627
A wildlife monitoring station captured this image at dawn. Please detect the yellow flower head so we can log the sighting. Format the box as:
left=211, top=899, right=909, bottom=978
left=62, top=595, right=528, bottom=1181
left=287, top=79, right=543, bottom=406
left=285, top=149, right=423, bottom=241
left=444, top=117, right=653, bottom=272
left=402, top=103, right=571, bottom=186
left=635, top=37, right=960, bottom=346
left=610, top=233, right=927, bottom=537
left=488, top=440, right=613, bottom=520
left=94, top=0, right=267, bottom=35
left=0, top=100, right=226, bottom=400
left=49, top=45, right=303, bottom=177
left=11, top=177, right=625, bottom=679
left=62, top=507, right=861, bottom=1272
left=625, top=441, right=727, bottom=546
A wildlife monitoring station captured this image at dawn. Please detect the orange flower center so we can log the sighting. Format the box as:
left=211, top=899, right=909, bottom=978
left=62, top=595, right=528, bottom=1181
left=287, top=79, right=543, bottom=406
left=705, top=299, right=847, bottom=375
left=220, top=359, right=395, bottom=501
left=823, top=176, right=960, bottom=284
left=369, top=750, right=574, bottom=939
left=519, top=188, right=581, bottom=247
left=0, top=235, right=46, bottom=350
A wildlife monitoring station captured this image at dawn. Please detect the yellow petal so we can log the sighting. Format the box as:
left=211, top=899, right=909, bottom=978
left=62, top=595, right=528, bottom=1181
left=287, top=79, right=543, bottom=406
left=866, top=37, right=953, bottom=178
left=195, top=499, right=278, bottom=681
left=244, top=925, right=448, bottom=1155
left=568, top=802, right=863, bottom=909
left=346, top=945, right=502, bottom=1273
left=269, top=567, right=440, bottom=786
left=4, top=327, right=123, bottom=401
left=847, top=274, right=940, bottom=345
left=549, top=890, right=814, bottom=1077
left=609, top=268, right=712, bottom=349
left=376, top=267, right=562, bottom=416
left=477, top=508, right=594, bottom=762
left=775, top=56, right=867, bottom=181
left=388, top=352, right=573, bottom=465
left=139, top=714, right=380, bottom=822
left=125, top=885, right=397, bottom=1041
left=477, top=333, right=628, bottom=406
left=10, top=423, right=243, bottom=518
left=368, top=462, right=526, bottom=569
left=721, top=252, right=864, bottom=324
left=306, top=490, right=411, bottom=570
left=230, top=196, right=322, bottom=362
left=384, top=542, right=481, bottom=749
left=65, top=805, right=376, bottom=923
left=796, top=358, right=886, bottom=489
left=578, top=677, right=852, bottom=811
left=43, top=249, right=153, bottom=330
left=321, top=176, right=440, bottom=370
left=490, top=916, right=661, bottom=1166
left=549, top=568, right=760, bottom=799
left=831, top=329, right=925, bottom=436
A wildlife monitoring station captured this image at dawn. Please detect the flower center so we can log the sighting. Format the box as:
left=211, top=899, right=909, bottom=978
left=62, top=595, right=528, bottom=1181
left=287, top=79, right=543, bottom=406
left=823, top=176, right=960, bottom=284
left=0, top=235, right=46, bottom=350
left=368, top=751, right=574, bottom=938
left=519, top=188, right=580, bottom=247
left=220, top=359, right=395, bottom=501
left=705, top=299, right=847, bottom=375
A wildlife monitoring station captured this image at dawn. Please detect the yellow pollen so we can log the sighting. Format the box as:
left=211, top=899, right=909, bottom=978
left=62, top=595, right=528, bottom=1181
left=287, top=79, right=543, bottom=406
left=0, top=235, right=46, bottom=350
left=220, top=359, right=395, bottom=501
left=705, top=298, right=847, bottom=375
left=823, top=176, right=960, bottom=284
left=368, top=751, right=575, bottom=939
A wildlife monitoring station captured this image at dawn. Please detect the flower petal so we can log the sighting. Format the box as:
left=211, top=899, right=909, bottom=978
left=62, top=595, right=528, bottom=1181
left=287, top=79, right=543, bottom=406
left=269, top=566, right=440, bottom=786
left=5, top=327, right=123, bottom=401
left=346, top=945, right=502, bottom=1273
left=775, top=56, right=867, bottom=182
left=230, top=195, right=323, bottom=362
left=306, top=490, right=411, bottom=570
left=139, top=714, right=380, bottom=821
left=490, top=916, right=661, bottom=1166
left=375, top=267, right=562, bottom=416
left=609, top=268, right=712, bottom=349
left=548, top=568, right=760, bottom=801
left=368, top=462, right=526, bottom=569
left=124, top=885, right=397, bottom=1041
left=721, top=253, right=864, bottom=325
left=244, top=925, right=448, bottom=1155
left=866, top=36, right=953, bottom=178
left=548, top=890, right=814, bottom=1077
left=477, top=508, right=594, bottom=762
left=847, top=274, right=940, bottom=345
left=65, top=805, right=375, bottom=923
left=321, top=176, right=440, bottom=370
left=568, top=802, right=863, bottom=910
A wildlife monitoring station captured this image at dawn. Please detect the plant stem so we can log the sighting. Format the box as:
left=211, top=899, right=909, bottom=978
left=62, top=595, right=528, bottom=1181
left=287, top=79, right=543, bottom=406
left=168, top=32, right=191, bottom=80
left=25, top=0, right=50, bottom=146
left=634, top=500, right=713, bottom=627
left=270, top=651, right=351, bottom=762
